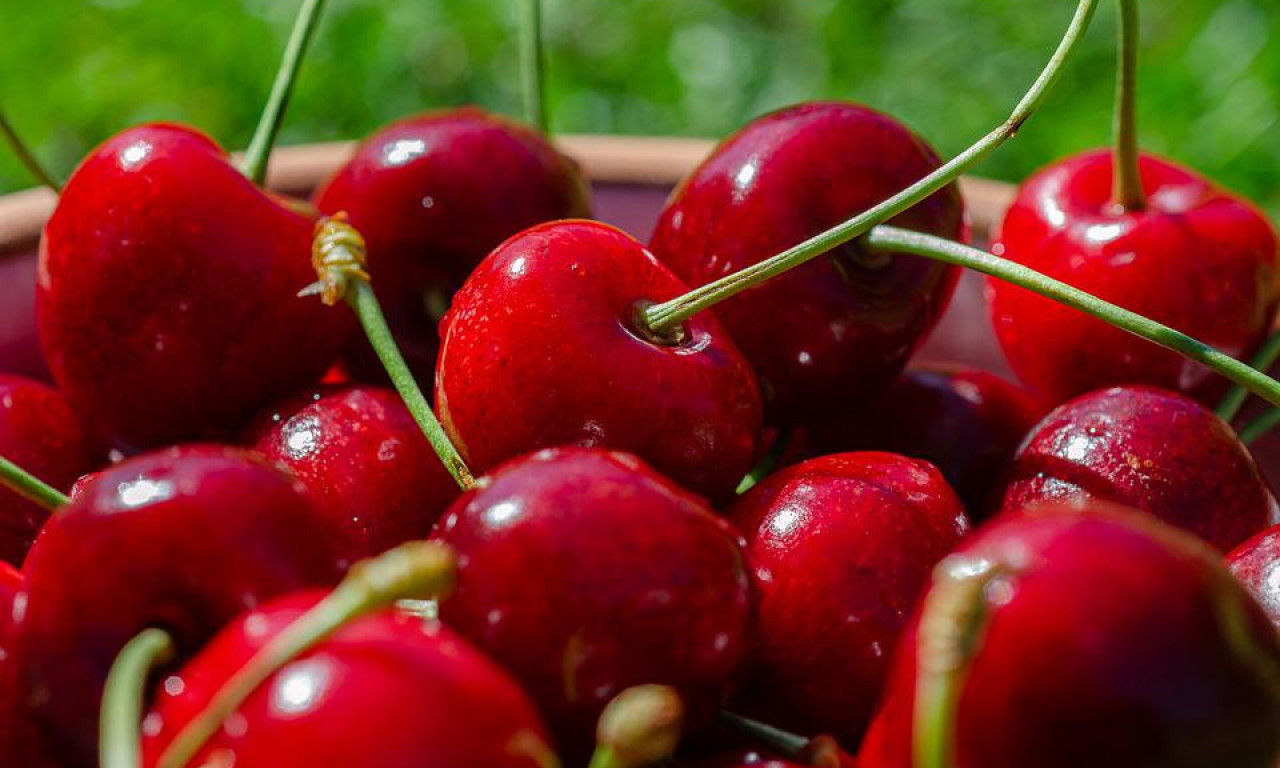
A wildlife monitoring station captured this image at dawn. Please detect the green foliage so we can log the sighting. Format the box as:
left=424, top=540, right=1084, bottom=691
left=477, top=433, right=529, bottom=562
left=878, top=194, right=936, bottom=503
left=1, top=0, right=1277, bottom=215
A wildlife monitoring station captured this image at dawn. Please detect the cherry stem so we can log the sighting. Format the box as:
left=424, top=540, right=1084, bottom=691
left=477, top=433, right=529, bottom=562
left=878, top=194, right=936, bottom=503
left=242, top=0, right=327, bottom=186
left=0, top=108, right=62, bottom=193
left=0, top=454, right=69, bottom=510
left=865, top=225, right=1280, bottom=410
left=640, top=0, right=1100, bottom=336
left=1216, top=329, right=1280, bottom=423
left=1111, top=0, right=1146, bottom=211
left=717, top=710, right=810, bottom=756
left=519, top=0, right=549, bottom=133
left=588, top=685, right=684, bottom=768
left=155, top=541, right=456, bottom=768
left=736, top=427, right=792, bottom=494
left=1238, top=408, right=1280, bottom=444
left=100, top=628, right=175, bottom=768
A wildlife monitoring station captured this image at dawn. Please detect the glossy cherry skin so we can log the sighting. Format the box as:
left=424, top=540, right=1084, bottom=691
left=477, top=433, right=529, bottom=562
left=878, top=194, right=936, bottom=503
left=1228, top=524, right=1280, bottom=628
left=806, top=366, right=1046, bottom=514
left=650, top=101, right=965, bottom=426
left=248, top=386, right=459, bottom=559
left=141, top=591, right=558, bottom=768
left=0, top=374, right=103, bottom=566
left=0, top=564, right=57, bottom=768
left=857, top=502, right=1280, bottom=768
left=434, top=447, right=753, bottom=762
left=38, top=123, right=354, bottom=449
left=14, top=444, right=353, bottom=766
left=315, top=107, right=590, bottom=384
left=436, top=220, right=762, bottom=502
left=727, top=452, right=969, bottom=745
left=994, top=385, right=1277, bottom=552
left=989, top=150, right=1280, bottom=404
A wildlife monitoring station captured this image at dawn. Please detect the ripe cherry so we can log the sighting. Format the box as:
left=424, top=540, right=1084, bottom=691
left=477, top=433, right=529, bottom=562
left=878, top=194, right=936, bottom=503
left=1227, top=524, right=1280, bottom=628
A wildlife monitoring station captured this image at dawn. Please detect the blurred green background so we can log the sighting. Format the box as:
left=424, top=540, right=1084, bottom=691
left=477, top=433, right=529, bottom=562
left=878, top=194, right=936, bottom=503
left=2, top=0, right=1277, bottom=215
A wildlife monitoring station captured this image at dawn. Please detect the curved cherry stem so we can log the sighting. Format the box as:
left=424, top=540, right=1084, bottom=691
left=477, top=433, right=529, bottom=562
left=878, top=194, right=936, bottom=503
left=242, top=0, right=328, bottom=185
left=519, top=0, right=548, bottom=133
left=1217, top=329, right=1280, bottom=423
left=0, top=108, right=62, bottom=192
left=1239, top=408, right=1280, bottom=444
left=100, top=628, right=175, bottom=768
left=1111, top=0, right=1146, bottom=211
left=155, top=541, right=456, bottom=768
left=865, top=226, right=1280, bottom=410
left=640, top=0, right=1100, bottom=336
left=0, top=454, right=69, bottom=510
left=589, top=685, right=684, bottom=768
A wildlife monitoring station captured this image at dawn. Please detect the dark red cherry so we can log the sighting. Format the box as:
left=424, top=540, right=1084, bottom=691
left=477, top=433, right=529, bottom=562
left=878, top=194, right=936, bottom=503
left=0, top=374, right=103, bottom=566
left=434, top=447, right=752, bottom=762
left=858, top=502, right=1280, bottom=768
left=14, top=444, right=352, bottom=766
left=314, top=107, right=590, bottom=384
left=805, top=366, right=1046, bottom=513
left=727, top=453, right=969, bottom=745
left=994, top=385, right=1277, bottom=552
left=436, top=220, right=762, bottom=502
left=38, top=123, right=354, bottom=449
left=989, top=150, right=1280, bottom=404
left=248, top=386, right=459, bottom=559
left=141, top=591, right=557, bottom=768
left=1228, top=524, right=1280, bottom=628
left=0, top=565, right=58, bottom=768
left=650, top=101, right=965, bottom=426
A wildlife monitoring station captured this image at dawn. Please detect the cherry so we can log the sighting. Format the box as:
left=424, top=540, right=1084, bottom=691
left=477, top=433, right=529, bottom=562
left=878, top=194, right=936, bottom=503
left=38, top=123, right=354, bottom=449
left=994, top=385, right=1277, bottom=552
left=314, top=107, right=590, bottom=384
left=649, top=101, right=965, bottom=425
left=727, top=452, right=969, bottom=745
left=857, top=501, right=1280, bottom=768
left=247, top=385, right=459, bottom=559
left=435, top=220, right=762, bottom=501
left=14, top=444, right=353, bottom=766
left=1227, top=524, right=1280, bottom=628
left=433, top=447, right=752, bottom=762
left=0, top=374, right=103, bottom=566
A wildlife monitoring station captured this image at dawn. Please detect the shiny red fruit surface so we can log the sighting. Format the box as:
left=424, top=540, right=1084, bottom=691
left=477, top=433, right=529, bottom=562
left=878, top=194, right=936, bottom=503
left=1228, top=524, right=1280, bottom=628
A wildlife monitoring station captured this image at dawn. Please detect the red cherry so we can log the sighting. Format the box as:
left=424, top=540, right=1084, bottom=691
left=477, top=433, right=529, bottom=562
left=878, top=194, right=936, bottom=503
left=314, top=107, right=590, bottom=384
left=14, top=445, right=353, bottom=766
left=38, top=123, right=354, bottom=448
left=994, top=385, right=1277, bottom=552
left=433, top=447, right=752, bottom=762
left=0, top=565, right=58, bottom=768
left=248, top=385, right=459, bottom=559
left=0, top=374, right=103, bottom=566
left=858, top=502, right=1280, bottom=768
left=988, top=150, right=1280, bottom=404
left=140, top=591, right=557, bottom=768
left=650, top=102, right=965, bottom=425
left=436, top=221, right=762, bottom=501
left=727, top=453, right=969, bottom=745
left=1227, top=524, right=1280, bottom=628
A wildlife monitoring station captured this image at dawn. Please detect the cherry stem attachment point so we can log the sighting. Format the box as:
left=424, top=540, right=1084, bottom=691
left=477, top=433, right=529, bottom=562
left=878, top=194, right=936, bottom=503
left=1217, top=329, right=1280, bottom=423
left=640, top=0, right=1100, bottom=336
left=1111, top=0, right=1146, bottom=211
left=0, top=108, right=62, bottom=193
left=242, top=0, right=328, bottom=186
left=100, top=628, right=175, bottom=768
left=589, top=685, right=684, bottom=768
left=864, top=225, right=1280, bottom=411
left=0, top=454, right=69, bottom=510
left=519, top=0, right=549, bottom=134
left=155, top=541, right=457, bottom=768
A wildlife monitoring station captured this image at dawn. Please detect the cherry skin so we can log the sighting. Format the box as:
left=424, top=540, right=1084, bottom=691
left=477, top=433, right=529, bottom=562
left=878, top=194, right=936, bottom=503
left=649, top=101, right=965, bottom=426
left=680, top=748, right=856, bottom=768
left=0, top=564, right=59, bottom=768
left=433, top=447, right=753, bottom=762
left=247, top=385, right=459, bottom=559
left=988, top=150, right=1280, bottom=404
left=993, top=385, right=1277, bottom=552
left=857, top=501, right=1280, bottom=768
left=141, top=591, right=558, bottom=768
left=38, top=123, right=354, bottom=449
left=315, top=107, right=590, bottom=384
left=14, top=444, right=354, bottom=766
left=1227, top=524, right=1280, bottom=628
left=435, top=220, right=762, bottom=502
left=727, top=452, right=969, bottom=745
left=805, top=366, right=1046, bottom=514
left=0, top=374, right=104, bottom=566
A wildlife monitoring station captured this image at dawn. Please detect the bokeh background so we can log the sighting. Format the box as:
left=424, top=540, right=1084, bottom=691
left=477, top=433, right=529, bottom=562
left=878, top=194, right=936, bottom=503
left=2, top=0, right=1277, bottom=214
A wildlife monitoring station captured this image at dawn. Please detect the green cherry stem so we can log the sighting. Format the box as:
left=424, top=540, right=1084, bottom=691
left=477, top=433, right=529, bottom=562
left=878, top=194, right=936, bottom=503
left=519, top=0, right=549, bottom=134
left=1216, top=328, right=1280, bottom=423
left=864, top=225, right=1280, bottom=409
left=242, top=0, right=328, bottom=186
left=100, top=628, right=176, bottom=768
left=1111, top=0, right=1146, bottom=211
left=588, top=685, right=684, bottom=768
left=0, top=454, right=70, bottom=510
left=735, top=426, right=791, bottom=495
left=640, top=0, right=1100, bottom=336
left=717, top=711, right=848, bottom=767
left=1238, top=408, right=1280, bottom=445
left=0, top=108, right=62, bottom=192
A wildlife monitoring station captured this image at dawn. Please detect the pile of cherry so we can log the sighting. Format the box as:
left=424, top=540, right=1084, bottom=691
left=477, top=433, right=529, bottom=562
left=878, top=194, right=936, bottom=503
left=2, top=0, right=1280, bottom=767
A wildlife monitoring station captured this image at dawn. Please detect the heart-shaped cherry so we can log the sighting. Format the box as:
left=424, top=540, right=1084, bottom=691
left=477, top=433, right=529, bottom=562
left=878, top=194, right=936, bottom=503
left=433, top=447, right=753, bottom=762
left=314, top=107, right=590, bottom=384
left=38, top=123, right=354, bottom=449
left=649, top=101, right=965, bottom=425
left=1227, top=524, right=1280, bottom=628
left=435, top=220, right=762, bottom=501
left=993, top=385, right=1277, bottom=552
left=247, top=385, right=459, bottom=559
